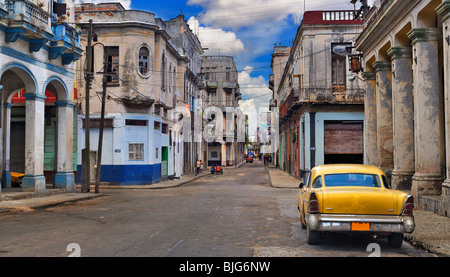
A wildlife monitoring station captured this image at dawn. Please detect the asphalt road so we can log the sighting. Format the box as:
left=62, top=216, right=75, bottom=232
left=0, top=160, right=436, bottom=257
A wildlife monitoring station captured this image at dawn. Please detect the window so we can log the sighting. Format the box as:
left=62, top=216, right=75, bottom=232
left=107, top=46, right=119, bottom=83
left=162, top=123, right=168, bottom=134
left=126, top=119, right=148, bottom=126
left=331, top=44, right=350, bottom=89
left=211, top=151, right=218, bottom=158
left=139, top=47, right=150, bottom=75
left=129, top=143, right=144, bottom=161
left=324, top=174, right=383, bottom=188
left=154, top=121, right=161, bottom=131
left=312, top=176, right=323, bottom=189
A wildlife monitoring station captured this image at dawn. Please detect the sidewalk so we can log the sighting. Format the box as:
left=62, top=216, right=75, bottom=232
left=0, top=171, right=210, bottom=213
left=267, top=167, right=450, bottom=257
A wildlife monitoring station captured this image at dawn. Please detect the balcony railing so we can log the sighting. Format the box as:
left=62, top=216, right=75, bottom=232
left=279, top=87, right=364, bottom=117
left=6, top=0, right=51, bottom=32
left=2, top=0, right=82, bottom=64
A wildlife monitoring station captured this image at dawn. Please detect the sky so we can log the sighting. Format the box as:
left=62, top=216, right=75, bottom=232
left=78, top=0, right=371, bottom=140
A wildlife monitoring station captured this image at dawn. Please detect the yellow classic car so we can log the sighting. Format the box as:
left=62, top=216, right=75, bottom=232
left=298, top=164, right=415, bottom=247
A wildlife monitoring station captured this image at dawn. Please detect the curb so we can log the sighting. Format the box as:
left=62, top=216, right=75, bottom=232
left=0, top=193, right=104, bottom=213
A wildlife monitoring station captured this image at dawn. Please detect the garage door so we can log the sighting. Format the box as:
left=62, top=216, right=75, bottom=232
left=324, top=121, right=363, bottom=155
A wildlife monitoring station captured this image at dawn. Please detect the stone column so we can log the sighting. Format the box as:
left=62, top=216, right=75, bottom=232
left=53, top=101, right=76, bottom=192
left=361, top=71, right=377, bottom=166
left=387, top=47, right=415, bottom=190
left=1, top=103, right=12, bottom=188
left=407, top=28, right=444, bottom=198
left=372, top=61, right=393, bottom=173
left=437, top=1, right=450, bottom=215
left=221, top=142, right=226, bottom=166
left=22, top=93, right=46, bottom=195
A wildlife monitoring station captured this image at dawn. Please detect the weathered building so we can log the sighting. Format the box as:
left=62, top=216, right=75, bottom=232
left=270, top=10, right=365, bottom=180
left=0, top=0, right=82, bottom=196
left=75, top=3, right=191, bottom=185
left=165, top=15, right=205, bottom=176
left=201, top=55, right=245, bottom=167
left=355, top=0, right=450, bottom=217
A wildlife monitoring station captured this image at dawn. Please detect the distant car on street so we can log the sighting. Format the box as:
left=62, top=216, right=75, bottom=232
left=246, top=154, right=253, bottom=163
left=298, top=164, right=415, bottom=247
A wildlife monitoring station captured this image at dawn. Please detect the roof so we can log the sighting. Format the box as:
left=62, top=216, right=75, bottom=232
left=312, top=164, right=384, bottom=175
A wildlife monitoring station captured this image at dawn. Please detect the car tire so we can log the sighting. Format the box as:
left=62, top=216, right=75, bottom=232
left=306, top=226, right=320, bottom=245
left=388, top=233, right=403, bottom=248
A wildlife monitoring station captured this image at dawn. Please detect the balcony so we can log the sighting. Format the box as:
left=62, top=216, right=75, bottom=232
left=2, top=0, right=82, bottom=65
left=279, top=86, right=364, bottom=118
left=223, top=80, right=237, bottom=89
left=206, top=80, right=218, bottom=88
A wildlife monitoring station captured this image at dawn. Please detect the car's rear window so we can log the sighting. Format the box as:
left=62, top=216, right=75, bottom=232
left=324, top=173, right=383, bottom=188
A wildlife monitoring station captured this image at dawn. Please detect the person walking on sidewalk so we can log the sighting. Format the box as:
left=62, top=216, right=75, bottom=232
left=196, top=160, right=201, bottom=175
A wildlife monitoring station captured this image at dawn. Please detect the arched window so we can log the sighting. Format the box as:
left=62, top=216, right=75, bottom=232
left=139, top=47, right=150, bottom=75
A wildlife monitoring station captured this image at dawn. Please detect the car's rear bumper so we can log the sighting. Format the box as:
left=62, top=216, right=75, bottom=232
left=306, top=213, right=415, bottom=234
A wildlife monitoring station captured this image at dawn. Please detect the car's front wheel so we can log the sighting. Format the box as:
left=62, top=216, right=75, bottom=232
left=388, top=233, right=403, bottom=248
left=306, top=226, right=320, bottom=245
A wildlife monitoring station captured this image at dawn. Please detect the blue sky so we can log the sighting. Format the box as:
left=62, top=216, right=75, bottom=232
left=81, top=0, right=368, bottom=138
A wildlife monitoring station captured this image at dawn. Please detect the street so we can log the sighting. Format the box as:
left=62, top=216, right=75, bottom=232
left=0, top=160, right=435, bottom=257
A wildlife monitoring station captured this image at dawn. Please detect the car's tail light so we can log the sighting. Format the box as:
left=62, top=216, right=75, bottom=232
left=308, top=193, right=319, bottom=214
left=402, top=195, right=414, bottom=216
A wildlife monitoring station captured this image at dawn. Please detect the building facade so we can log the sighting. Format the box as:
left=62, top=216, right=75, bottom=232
left=0, top=0, right=82, bottom=196
left=270, top=10, right=365, bottom=181
left=75, top=3, right=201, bottom=185
left=355, top=0, right=450, bottom=217
left=165, top=14, right=205, bottom=176
left=201, top=55, right=245, bottom=167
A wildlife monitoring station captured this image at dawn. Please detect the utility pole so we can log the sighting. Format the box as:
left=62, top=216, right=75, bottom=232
left=82, top=19, right=93, bottom=193
left=95, top=46, right=108, bottom=194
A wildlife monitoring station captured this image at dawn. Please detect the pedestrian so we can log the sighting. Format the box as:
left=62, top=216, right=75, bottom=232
left=200, top=160, right=203, bottom=173
left=196, top=160, right=200, bottom=175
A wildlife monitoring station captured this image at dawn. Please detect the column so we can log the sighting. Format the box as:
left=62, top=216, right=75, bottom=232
left=387, top=47, right=415, bottom=190
left=372, top=61, right=393, bottom=173
left=221, top=142, right=226, bottom=166
left=1, top=103, right=12, bottom=188
left=22, top=93, right=46, bottom=195
left=53, top=101, right=76, bottom=192
left=361, top=71, right=377, bottom=166
left=437, top=1, right=450, bottom=215
left=407, top=28, right=444, bottom=198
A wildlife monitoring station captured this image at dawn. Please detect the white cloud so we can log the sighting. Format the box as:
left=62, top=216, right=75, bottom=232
left=187, top=0, right=362, bottom=30
left=187, top=17, right=245, bottom=56
left=238, top=66, right=272, bottom=138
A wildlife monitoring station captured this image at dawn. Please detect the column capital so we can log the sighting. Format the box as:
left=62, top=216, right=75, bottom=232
left=372, top=61, right=391, bottom=72
left=387, top=47, right=412, bottom=59
left=407, top=28, right=442, bottom=43
left=437, top=1, right=450, bottom=22
left=361, top=71, right=376, bottom=80
left=24, top=93, right=47, bottom=102
left=55, top=101, right=76, bottom=108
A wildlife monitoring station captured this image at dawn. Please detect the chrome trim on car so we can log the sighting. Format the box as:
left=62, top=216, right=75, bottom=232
left=306, top=213, right=415, bottom=234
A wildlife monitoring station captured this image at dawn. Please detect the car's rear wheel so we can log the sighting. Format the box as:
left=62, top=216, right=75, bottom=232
left=387, top=233, right=403, bottom=248
left=306, top=226, right=320, bottom=245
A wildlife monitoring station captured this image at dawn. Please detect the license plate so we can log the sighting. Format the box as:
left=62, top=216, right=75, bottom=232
left=352, top=222, right=370, bottom=231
